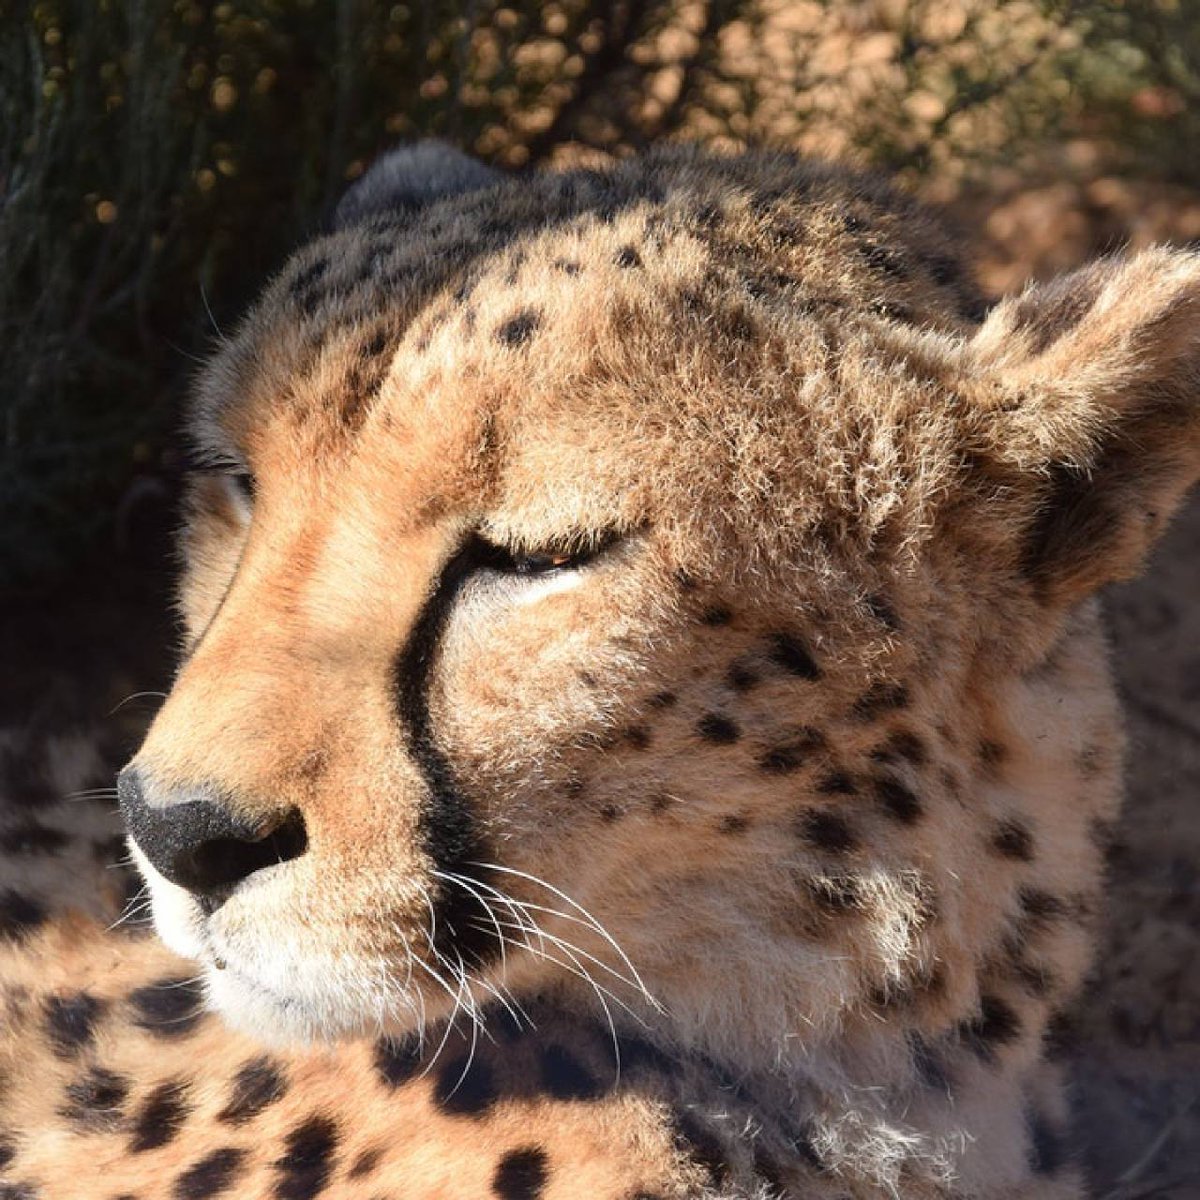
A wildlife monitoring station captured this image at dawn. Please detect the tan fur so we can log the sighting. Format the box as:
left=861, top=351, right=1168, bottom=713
left=2, top=146, right=1199, bottom=1198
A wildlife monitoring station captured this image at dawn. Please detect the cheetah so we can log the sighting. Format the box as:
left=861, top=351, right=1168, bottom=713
left=1, top=143, right=1199, bottom=1199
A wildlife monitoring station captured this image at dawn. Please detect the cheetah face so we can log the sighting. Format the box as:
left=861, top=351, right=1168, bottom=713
left=120, top=146, right=1200, bottom=1053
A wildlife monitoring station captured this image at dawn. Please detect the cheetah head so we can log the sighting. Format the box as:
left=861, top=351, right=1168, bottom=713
left=120, top=145, right=1200, bottom=1067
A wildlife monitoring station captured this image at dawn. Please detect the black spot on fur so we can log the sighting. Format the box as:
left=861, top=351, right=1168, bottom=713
left=347, top=1147, right=383, bottom=1179
left=0, top=890, right=46, bottom=942
left=540, top=1044, right=602, bottom=1101
left=725, top=660, right=759, bottom=691
left=624, top=725, right=652, bottom=750
left=647, top=690, right=677, bottom=709
left=671, top=1111, right=730, bottom=1186
left=853, top=682, right=909, bottom=720
left=992, top=819, right=1034, bottom=861
left=0, top=822, right=69, bottom=855
left=0, top=1182, right=40, bottom=1200
left=1028, top=1110, right=1068, bottom=1175
left=173, top=1147, right=246, bottom=1199
left=700, top=604, right=732, bottom=626
left=696, top=713, right=740, bottom=744
left=60, top=1066, right=130, bottom=1132
left=962, top=995, right=1021, bottom=1061
left=130, top=1078, right=191, bottom=1153
left=799, top=810, right=857, bottom=854
left=44, top=992, right=106, bottom=1057
left=768, top=633, right=821, bottom=680
left=816, top=770, right=856, bottom=795
left=614, top=245, right=642, bottom=269
left=495, top=309, right=541, bottom=348
left=925, top=254, right=962, bottom=286
left=0, top=1134, right=15, bottom=1169
left=1019, top=887, right=1067, bottom=927
left=871, top=730, right=928, bottom=767
left=493, top=1147, right=549, bottom=1200
left=434, top=1055, right=497, bottom=1116
left=272, top=1115, right=339, bottom=1200
left=873, top=776, right=923, bottom=823
left=720, top=812, right=751, bottom=834
left=289, top=258, right=328, bottom=298
left=979, top=740, right=1008, bottom=771
left=218, top=1056, right=288, bottom=1124
left=757, top=727, right=824, bottom=775
left=129, top=978, right=204, bottom=1037
left=373, top=1034, right=422, bottom=1090
left=615, top=1033, right=679, bottom=1078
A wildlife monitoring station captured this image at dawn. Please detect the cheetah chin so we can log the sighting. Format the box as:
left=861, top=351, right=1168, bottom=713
left=111, top=141, right=1200, bottom=1194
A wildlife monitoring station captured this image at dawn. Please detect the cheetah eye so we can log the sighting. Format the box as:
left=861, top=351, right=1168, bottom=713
left=471, top=533, right=618, bottom=577
left=184, top=449, right=256, bottom=504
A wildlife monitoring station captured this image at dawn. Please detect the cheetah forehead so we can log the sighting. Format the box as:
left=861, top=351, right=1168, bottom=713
left=192, top=149, right=982, bottom=479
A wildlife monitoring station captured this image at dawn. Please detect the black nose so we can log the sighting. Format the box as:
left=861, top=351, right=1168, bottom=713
left=117, top=766, right=307, bottom=902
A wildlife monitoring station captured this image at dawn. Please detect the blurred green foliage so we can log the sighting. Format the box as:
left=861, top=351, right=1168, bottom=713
left=1, top=0, right=1195, bottom=587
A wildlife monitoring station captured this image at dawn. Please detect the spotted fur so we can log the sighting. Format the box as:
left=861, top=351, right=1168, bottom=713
left=3, top=143, right=1200, bottom=1198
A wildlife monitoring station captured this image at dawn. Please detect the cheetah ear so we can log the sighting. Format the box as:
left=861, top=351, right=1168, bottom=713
left=969, top=246, right=1200, bottom=607
left=334, top=141, right=502, bottom=229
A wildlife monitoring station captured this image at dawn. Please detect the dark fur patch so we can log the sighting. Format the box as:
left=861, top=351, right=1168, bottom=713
left=1019, top=887, right=1067, bottom=928
left=614, top=245, right=642, bottom=269
left=808, top=873, right=864, bottom=913
left=130, top=1078, right=190, bottom=1153
left=873, top=776, right=923, bottom=823
left=961, top=994, right=1021, bottom=1060
left=493, top=1146, right=549, bottom=1200
left=0, top=822, right=69, bottom=855
left=815, top=770, right=856, bottom=795
left=799, top=810, right=857, bottom=853
left=44, top=992, right=106, bottom=1057
left=871, top=730, right=927, bottom=767
left=647, top=690, right=677, bottom=709
left=671, top=1110, right=731, bottom=1186
left=865, top=593, right=901, bottom=631
left=495, top=309, right=542, bottom=348
left=60, top=1067, right=130, bottom=1132
left=757, top=727, right=824, bottom=774
left=434, top=1055, right=497, bottom=1116
left=0, top=890, right=46, bottom=942
left=853, top=682, right=909, bottom=720
left=272, top=1115, right=339, bottom=1200
left=725, top=660, right=759, bottom=691
left=720, top=812, right=751, bottom=834
left=129, top=977, right=204, bottom=1037
left=1028, top=1110, right=1068, bottom=1175
left=539, top=1045, right=602, bottom=1101
left=700, top=604, right=733, bottom=626
left=991, top=819, right=1034, bottom=861
left=347, top=1147, right=383, bottom=1179
left=173, top=1147, right=246, bottom=1200
left=373, top=1034, right=423, bottom=1090
left=218, top=1056, right=288, bottom=1124
left=623, top=725, right=652, bottom=750
left=767, top=633, right=821, bottom=680
left=696, top=713, right=740, bottom=744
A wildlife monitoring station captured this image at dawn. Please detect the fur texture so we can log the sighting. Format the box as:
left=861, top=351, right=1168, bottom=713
left=2, top=145, right=1199, bottom=1198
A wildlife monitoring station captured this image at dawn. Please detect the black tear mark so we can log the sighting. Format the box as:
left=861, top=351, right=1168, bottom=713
left=493, top=1146, right=549, bottom=1200
left=129, top=977, right=204, bottom=1037
left=434, top=1055, right=497, bottom=1116
left=44, top=992, right=107, bottom=1058
left=768, top=633, right=821, bottom=680
left=130, top=1078, right=191, bottom=1153
left=495, top=309, right=542, bottom=348
left=218, top=1056, right=288, bottom=1124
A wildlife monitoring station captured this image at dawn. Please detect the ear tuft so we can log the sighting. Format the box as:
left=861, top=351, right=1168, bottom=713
left=334, top=141, right=502, bottom=229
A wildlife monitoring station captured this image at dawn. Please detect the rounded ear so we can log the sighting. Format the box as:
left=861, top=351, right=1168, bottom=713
left=334, top=141, right=502, bottom=229
left=969, top=247, right=1200, bottom=607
